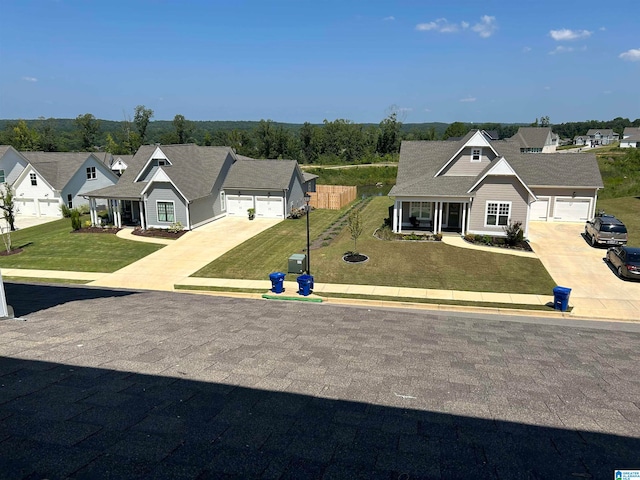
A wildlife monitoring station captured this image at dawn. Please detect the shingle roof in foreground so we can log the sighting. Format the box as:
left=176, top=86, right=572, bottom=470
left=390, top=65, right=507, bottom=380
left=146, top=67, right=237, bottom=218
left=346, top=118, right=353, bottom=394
left=21, top=152, right=105, bottom=190
left=223, top=156, right=299, bottom=190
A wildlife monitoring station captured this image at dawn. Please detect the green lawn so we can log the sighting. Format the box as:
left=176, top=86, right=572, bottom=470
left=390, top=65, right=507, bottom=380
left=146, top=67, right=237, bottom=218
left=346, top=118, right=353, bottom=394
left=194, top=197, right=556, bottom=294
left=0, top=216, right=164, bottom=272
left=596, top=197, right=640, bottom=245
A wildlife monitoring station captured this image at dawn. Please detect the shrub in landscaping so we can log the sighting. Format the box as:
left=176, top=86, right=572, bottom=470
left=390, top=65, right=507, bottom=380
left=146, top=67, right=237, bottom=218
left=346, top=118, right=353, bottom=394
left=78, top=204, right=90, bottom=215
left=503, top=220, right=524, bottom=246
left=168, top=221, right=184, bottom=233
left=60, top=204, right=72, bottom=218
left=70, top=209, right=81, bottom=230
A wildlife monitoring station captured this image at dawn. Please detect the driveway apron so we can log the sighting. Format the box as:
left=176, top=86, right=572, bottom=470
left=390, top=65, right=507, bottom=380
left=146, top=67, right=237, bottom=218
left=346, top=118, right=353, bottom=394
left=88, top=217, right=282, bottom=291
left=528, top=222, right=640, bottom=320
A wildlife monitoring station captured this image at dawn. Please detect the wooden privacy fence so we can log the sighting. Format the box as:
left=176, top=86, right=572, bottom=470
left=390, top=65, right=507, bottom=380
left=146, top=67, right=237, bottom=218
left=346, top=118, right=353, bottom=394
left=309, top=185, right=357, bottom=210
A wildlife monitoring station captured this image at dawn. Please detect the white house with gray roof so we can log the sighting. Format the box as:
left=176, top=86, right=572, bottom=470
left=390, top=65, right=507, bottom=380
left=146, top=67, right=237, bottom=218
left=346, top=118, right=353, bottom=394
left=586, top=129, right=619, bottom=146
left=84, top=144, right=312, bottom=230
left=12, top=151, right=119, bottom=217
left=621, top=127, right=640, bottom=148
left=389, top=130, right=604, bottom=238
left=509, top=127, right=559, bottom=153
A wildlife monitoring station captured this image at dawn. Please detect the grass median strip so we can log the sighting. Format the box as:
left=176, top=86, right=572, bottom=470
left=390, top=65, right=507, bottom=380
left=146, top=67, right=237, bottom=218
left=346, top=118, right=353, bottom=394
left=6, top=277, right=91, bottom=285
left=174, top=284, right=565, bottom=312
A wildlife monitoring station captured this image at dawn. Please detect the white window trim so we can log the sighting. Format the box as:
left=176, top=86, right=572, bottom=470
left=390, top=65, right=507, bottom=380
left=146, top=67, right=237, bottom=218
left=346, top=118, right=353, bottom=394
left=220, top=191, right=226, bottom=211
left=0, top=169, right=5, bottom=183
left=86, top=166, right=96, bottom=180
left=471, top=147, right=482, bottom=162
left=484, top=200, right=511, bottom=227
left=30, top=173, right=37, bottom=186
left=409, top=201, right=432, bottom=220
left=157, top=159, right=167, bottom=166
left=156, top=200, right=176, bottom=223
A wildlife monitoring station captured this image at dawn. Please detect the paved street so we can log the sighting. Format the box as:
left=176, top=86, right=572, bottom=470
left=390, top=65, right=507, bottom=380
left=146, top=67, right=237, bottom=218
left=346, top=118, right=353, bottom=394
left=1, top=282, right=640, bottom=479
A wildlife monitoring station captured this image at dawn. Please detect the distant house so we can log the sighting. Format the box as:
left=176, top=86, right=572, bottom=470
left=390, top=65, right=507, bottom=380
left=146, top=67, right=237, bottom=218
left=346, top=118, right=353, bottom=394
left=0, top=145, right=29, bottom=186
left=620, top=127, right=640, bottom=149
left=509, top=127, right=559, bottom=153
left=573, top=135, right=592, bottom=147
left=85, top=144, right=312, bottom=230
left=389, top=130, right=603, bottom=239
left=586, top=129, right=619, bottom=146
left=13, top=152, right=119, bottom=217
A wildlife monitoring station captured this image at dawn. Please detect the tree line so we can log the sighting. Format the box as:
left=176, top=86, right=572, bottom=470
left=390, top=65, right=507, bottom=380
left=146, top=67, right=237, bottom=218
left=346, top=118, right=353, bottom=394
left=2, top=109, right=638, bottom=164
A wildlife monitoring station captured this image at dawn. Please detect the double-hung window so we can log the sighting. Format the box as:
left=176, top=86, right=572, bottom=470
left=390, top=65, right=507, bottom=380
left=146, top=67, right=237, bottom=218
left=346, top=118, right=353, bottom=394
left=30, top=173, right=37, bottom=186
left=157, top=201, right=175, bottom=222
left=471, top=148, right=482, bottom=162
left=0, top=170, right=5, bottom=183
left=486, top=202, right=510, bottom=226
left=86, top=166, right=96, bottom=180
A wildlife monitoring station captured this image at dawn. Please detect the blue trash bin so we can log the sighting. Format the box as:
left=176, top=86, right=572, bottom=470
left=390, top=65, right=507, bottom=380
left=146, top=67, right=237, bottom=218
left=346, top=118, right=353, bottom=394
left=269, top=272, right=286, bottom=294
left=552, top=286, right=571, bottom=311
left=297, top=274, right=314, bottom=296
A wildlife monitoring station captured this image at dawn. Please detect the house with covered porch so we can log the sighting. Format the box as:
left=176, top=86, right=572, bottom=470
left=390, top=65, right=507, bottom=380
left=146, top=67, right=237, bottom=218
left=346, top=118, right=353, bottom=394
left=84, top=143, right=312, bottom=229
left=389, top=130, right=603, bottom=238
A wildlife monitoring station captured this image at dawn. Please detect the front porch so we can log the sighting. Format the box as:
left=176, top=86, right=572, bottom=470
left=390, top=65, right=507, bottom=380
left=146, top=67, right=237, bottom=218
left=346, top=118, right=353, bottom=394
left=392, top=199, right=471, bottom=235
left=88, top=197, right=146, bottom=229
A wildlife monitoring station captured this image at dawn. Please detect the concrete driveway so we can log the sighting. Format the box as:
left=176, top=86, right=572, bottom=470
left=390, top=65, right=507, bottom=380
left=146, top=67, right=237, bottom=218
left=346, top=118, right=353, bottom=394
left=528, top=221, right=640, bottom=320
left=4, top=214, right=60, bottom=231
left=88, top=216, right=282, bottom=291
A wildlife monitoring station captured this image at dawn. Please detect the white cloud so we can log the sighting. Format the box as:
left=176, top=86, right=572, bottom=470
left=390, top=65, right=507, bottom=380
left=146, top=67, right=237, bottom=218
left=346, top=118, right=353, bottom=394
left=619, top=48, right=640, bottom=62
left=459, top=97, right=476, bottom=103
left=424, top=108, right=431, bottom=112
left=22, top=76, right=38, bottom=82
left=549, top=28, right=592, bottom=41
left=549, top=46, right=574, bottom=55
left=544, top=86, right=551, bottom=90
left=398, top=107, right=413, bottom=113
left=603, top=90, right=612, bottom=95
left=472, top=15, right=497, bottom=38
left=599, top=26, right=606, bottom=31
left=416, top=15, right=496, bottom=37
left=522, top=46, right=532, bottom=53
left=383, top=16, right=395, bottom=21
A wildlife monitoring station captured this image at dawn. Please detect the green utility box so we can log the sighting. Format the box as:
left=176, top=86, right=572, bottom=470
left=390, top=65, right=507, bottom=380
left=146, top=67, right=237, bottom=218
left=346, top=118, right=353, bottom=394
left=288, top=254, right=307, bottom=274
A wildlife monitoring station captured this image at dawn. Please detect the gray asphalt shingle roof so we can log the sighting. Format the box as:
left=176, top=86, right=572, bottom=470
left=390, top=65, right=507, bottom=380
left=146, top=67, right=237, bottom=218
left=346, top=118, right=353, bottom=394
left=21, top=152, right=104, bottom=190
left=224, top=156, right=300, bottom=190
left=389, top=135, right=603, bottom=197
left=509, top=127, right=553, bottom=149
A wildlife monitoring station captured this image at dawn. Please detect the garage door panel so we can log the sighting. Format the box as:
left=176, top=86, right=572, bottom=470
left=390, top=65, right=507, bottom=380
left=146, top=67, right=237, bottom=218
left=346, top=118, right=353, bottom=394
left=38, top=199, right=60, bottom=217
left=554, top=198, right=590, bottom=222
left=530, top=199, right=549, bottom=221
left=227, top=196, right=253, bottom=216
left=255, top=196, right=283, bottom=218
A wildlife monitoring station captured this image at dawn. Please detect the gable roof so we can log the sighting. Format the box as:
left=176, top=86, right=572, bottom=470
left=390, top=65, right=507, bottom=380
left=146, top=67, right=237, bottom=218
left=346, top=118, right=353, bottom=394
left=135, top=144, right=234, bottom=201
left=434, top=130, right=500, bottom=177
left=586, top=128, right=616, bottom=136
left=623, top=127, right=640, bottom=138
left=509, top=127, right=553, bottom=149
left=224, top=156, right=301, bottom=190
left=389, top=139, right=603, bottom=198
left=20, top=151, right=115, bottom=190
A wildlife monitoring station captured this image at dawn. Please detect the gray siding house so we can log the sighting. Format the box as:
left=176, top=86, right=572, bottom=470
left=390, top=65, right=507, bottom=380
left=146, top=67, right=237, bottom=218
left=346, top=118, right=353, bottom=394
left=389, top=130, right=604, bottom=238
left=0, top=145, right=29, bottom=186
left=85, top=144, right=310, bottom=230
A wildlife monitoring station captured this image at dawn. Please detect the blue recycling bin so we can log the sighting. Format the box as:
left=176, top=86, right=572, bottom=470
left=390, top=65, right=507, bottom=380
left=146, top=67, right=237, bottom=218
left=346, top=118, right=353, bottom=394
left=269, top=272, right=286, bottom=294
left=553, top=286, right=571, bottom=311
left=297, top=274, right=314, bottom=296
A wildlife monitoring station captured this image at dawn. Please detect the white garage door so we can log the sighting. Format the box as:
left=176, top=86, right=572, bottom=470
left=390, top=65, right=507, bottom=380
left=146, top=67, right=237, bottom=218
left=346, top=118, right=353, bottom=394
left=18, top=198, right=37, bottom=216
left=530, top=198, right=549, bottom=221
left=255, top=196, right=283, bottom=218
left=38, top=199, right=60, bottom=217
left=553, top=198, right=591, bottom=222
left=227, top=196, right=254, bottom=216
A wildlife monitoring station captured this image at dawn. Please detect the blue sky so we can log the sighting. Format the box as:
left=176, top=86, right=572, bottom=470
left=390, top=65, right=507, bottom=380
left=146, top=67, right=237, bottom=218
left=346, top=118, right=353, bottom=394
left=1, top=0, right=638, bottom=124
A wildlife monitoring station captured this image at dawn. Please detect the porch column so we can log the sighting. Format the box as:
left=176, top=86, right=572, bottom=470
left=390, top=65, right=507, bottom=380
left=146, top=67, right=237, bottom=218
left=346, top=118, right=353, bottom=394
left=398, top=201, right=403, bottom=233
left=115, top=200, right=122, bottom=228
left=461, top=202, right=467, bottom=236
left=433, top=202, right=439, bottom=234
left=438, top=202, right=444, bottom=234
left=139, top=201, right=146, bottom=230
left=89, top=199, right=95, bottom=226
left=392, top=200, right=398, bottom=233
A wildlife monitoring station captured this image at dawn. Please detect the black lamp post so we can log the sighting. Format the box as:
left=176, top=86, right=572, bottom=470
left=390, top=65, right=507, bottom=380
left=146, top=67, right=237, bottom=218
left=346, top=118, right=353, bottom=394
left=304, top=193, right=311, bottom=274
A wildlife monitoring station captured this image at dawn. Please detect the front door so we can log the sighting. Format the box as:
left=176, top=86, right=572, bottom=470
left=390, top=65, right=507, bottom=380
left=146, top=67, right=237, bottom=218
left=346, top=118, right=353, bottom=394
left=448, top=203, right=460, bottom=228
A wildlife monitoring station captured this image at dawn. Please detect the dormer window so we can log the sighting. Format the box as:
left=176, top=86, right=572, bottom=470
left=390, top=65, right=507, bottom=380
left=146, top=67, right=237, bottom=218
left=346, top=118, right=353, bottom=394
left=471, top=148, right=482, bottom=162
left=157, top=159, right=167, bottom=166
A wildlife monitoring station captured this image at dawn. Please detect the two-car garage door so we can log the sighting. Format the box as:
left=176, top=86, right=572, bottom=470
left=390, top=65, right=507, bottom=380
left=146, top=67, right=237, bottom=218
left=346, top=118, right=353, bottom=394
left=226, top=195, right=284, bottom=218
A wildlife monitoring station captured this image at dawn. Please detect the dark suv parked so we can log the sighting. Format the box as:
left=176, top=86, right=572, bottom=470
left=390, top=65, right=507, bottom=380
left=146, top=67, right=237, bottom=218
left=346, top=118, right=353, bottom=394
left=584, top=214, right=628, bottom=247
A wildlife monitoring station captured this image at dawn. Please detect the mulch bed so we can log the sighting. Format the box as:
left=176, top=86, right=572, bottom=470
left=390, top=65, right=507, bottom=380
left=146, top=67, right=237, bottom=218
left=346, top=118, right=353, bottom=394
left=132, top=229, right=188, bottom=239
left=464, top=237, right=533, bottom=252
left=71, top=227, right=121, bottom=234
left=0, top=248, right=23, bottom=256
left=342, top=253, right=369, bottom=263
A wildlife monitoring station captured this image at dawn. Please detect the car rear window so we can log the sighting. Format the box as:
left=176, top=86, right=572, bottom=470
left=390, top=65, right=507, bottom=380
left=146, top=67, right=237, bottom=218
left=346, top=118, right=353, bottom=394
left=601, top=224, right=627, bottom=234
left=627, top=252, right=640, bottom=263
